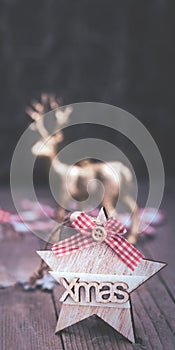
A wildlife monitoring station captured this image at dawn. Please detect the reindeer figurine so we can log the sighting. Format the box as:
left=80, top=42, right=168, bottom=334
left=27, top=94, right=139, bottom=244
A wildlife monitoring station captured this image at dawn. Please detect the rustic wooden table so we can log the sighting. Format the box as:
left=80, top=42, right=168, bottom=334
left=0, top=185, right=175, bottom=350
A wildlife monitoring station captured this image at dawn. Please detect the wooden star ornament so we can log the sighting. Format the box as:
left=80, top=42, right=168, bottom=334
left=37, top=209, right=166, bottom=343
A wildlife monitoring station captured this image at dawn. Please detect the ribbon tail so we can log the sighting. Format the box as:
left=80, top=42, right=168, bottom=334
left=105, top=217, right=127, bottom=235
left=105, top=235, right=144, bottom=271
left=51, top=234, right=95, bottom=257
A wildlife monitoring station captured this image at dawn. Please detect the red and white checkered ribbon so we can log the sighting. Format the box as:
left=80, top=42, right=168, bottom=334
left=52, top=211, right=144, bottom=270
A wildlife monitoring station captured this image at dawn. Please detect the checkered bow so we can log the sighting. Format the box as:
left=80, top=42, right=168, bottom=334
left=51, top=208, right=144, bottom=271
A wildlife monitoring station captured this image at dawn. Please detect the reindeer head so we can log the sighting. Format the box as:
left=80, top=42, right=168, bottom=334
left=26, top=94, right=72, bottom=158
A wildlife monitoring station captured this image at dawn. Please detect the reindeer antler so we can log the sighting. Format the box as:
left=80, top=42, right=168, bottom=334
left=55, top=106, right=73, bottom=127
left=26, top=93, right=72, bottom=135
left=26, top=94, right=60, bottom=139
left=26, top=93, right=73, bottom=156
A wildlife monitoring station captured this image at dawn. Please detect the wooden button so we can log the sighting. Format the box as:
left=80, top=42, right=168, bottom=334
left=92, top=226, right=107, bottom=242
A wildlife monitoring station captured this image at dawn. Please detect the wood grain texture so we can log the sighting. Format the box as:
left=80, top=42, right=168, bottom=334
left=38, top=241, right=165, bottom=343
left=0, top=187, right=175, bottom=350
left=0, top=236, right=42, bottom=286
left=58, top=277, right=130, bottom=307
left=56, top=303, right=135, bottom=342
left=52, top=276, right=175, bottom=350
left=0, top=286, right=63, bottom=350
left=53, top=284, right=135, bottom=350
left=137, top=198, right=175, bottom=302
left=37, top=244, right=165, bottom=279
left=51, top=271, right=141, bottom=308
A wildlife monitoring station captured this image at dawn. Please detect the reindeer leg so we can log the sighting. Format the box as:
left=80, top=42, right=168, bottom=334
left=102, top=197, right=118, bottom=219
left=122, top=195, right=139, bottom=244
left=57, top=206, right=66, bottom=223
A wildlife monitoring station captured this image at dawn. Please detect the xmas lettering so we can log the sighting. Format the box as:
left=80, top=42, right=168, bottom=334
left=60, top=277, right=129, bottom=304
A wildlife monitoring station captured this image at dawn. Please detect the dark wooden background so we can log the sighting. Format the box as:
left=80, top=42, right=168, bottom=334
left=0, top=0, right=174, bottom=183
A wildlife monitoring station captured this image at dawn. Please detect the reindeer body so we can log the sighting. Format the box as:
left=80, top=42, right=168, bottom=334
left=27, top=95, right=139, bottom=243
left=66, top=161, right=130, bottom=206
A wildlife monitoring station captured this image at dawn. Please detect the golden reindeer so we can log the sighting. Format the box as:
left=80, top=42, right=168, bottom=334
left=27, top=94, right=139, bottom=244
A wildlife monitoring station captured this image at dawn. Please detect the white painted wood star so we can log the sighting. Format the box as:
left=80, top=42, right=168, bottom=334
left=37, top=209, right=166, bottom=343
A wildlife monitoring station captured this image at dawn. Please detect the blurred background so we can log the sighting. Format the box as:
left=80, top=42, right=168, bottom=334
left=1, top=5, right=175, bottom=344
left=0, top=0, right=174, bottom=184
